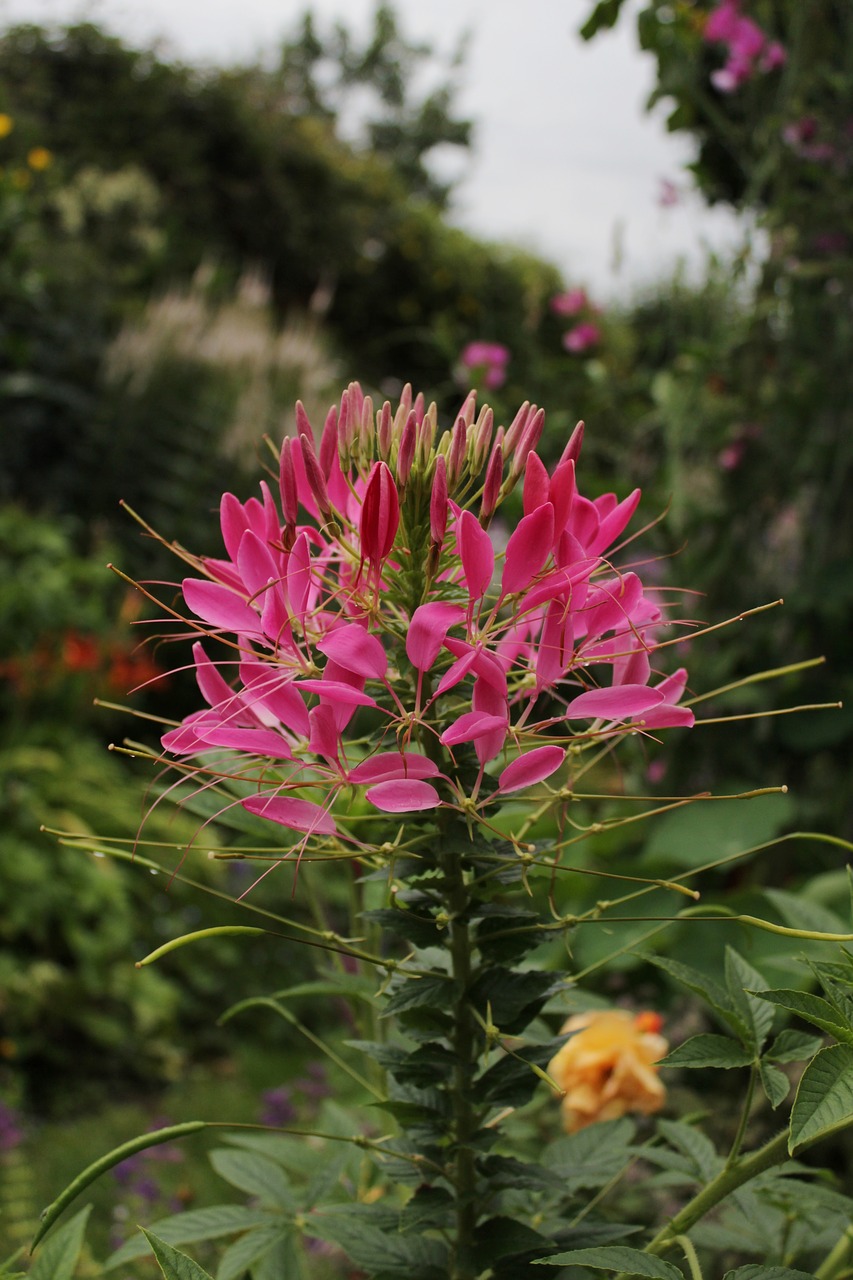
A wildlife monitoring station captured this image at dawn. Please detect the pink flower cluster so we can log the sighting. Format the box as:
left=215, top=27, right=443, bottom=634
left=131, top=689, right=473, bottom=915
left=459, top=341, right=510, bottom=390
left=551, top=288, right=601, bottom=355
left=704, top=0, right=785, bottom=94
left=159, top=385, right=692, bottom=849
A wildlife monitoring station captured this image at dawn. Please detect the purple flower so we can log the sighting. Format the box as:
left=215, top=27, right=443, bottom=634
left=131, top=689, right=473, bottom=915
left=704, top=1, right=785, bottom=93
left=259, top=1086, right=298, bottom=1127
left=0, top=1101, right=24, bottom=1151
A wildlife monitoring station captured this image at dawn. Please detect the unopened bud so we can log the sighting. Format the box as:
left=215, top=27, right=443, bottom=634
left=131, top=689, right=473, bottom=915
left=295, top=400, right=315, bottom=447
left=279, top=436, right=298, bottom=528
left=560, top=420, right=585, bottom=466
left=300, top=429, right=332, bottom=520
left=503, top=401, right=531, bottom=455
left=319, top=405, right=338, bottom=475
left=360, top=461, right=400, bottom=567
left=472, top=406, right=494, bottom=471
left=457, top=390, right=477, bottom=430
left=511, top=408, right=545, bottom=478
left=378, top=401, right=393, bottom=460
left=430, top=454, right=448, bottom=546
left=396, top=413, right=417, bottom=486
left=358, top=395, right=375, bottom=465
left=480, top=443, right=503, bottom=525
left=417, top=404, right=438, bottom=466
left=412, top=391, right=426, bottom=425
left=447, top=419, right=468, bottom=489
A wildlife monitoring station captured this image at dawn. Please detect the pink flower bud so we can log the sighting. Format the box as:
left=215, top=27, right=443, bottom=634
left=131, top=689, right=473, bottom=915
left=359, top=396, right=375, bottom=462
left=300, top=428, right=332, bottom=519
left=360, top=461, right=400, bottom=567
left=279, top=437, right=298, bottom=528
left=447, top=418, right=468, bottom=488
left=295, top=400, right=315, bottom=446
left=430, top=454, right=448, bottom=546
left=503, top=401, right=531, bottom=455
left=560, top=420, right=585, bottom=467
left=396, top=413, right=417, bottom=486
left=511, top=407, right=545, bottom=478
left=378, top=401, right=393, bottom=460
left=319, top=405, right=338, bottom=475
left=480, top=443, right=503, bottom=525
left=473, top=406, right=494, bottom=470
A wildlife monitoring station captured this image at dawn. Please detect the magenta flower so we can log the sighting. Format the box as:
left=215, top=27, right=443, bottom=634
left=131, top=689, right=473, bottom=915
left=460, top=341, right=510, bottom=390
left=551, top=288, right=588, bottom=318
left=154, top=382, right=693, bottom=876
left=704, top=0, right=785, bottom=93
left=563, top=322, right=601, bottom=354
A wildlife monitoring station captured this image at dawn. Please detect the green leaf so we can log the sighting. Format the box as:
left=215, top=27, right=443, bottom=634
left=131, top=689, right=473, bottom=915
left=29, top=1205, right=92, bottom=1280
left=758, top=1059, right=790, bottom=1109
left=472, top=1217, right=556, bottom=1267
left=363, top=907, right=442, bottom=948
left=766, top=1029, right=824, bottom=1063
left=140, top=1229, right=215, bottom=1280
left=383, top=975, right=453, bottom=1016
left=309, top=1210, right=448, bottom=1277
left=753, top=989, right=853, bottom=1045
left=724, top=1268, right=819, bottom=1279
left=215, top=1224, right=290, bottom=1280
left=105, top=1207, right=274, bottom=1268
left=399, top=1186, right=454, bottom=1234
left=209, top=1149, right=297, bottom=1210
left=657, top=1119, right=721, bottom=1182
left=533, top=1245, right=685, bottom=1276
left=661, top=1034, right=753, bottom=1069
left=764, top=888, right=849, bottom=939
left=790, top=1043, right=853, bottom=1153
left=725, top=948, right=774, bottom=1052
left=650, top=956, right=741, bottom=1038
left=579, top=0, right=629, bottom=41
left=467, top=968, right=564, bottom=1032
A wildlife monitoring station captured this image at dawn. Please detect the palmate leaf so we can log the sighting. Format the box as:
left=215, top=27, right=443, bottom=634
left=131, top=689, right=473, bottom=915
left=472, top=1216, right=557, bottom=1267
left=758, top=1060, right=790, bottom=1109
left=140, top=1230, right=215, bottom=1280
left=308, top=1208, right=449, bottom=1277
left=725, top=948, right=774, bottom=1052
left=215, top=1223, right=291, bottom=1280
left=105, top=1206, right=274, bottom=1268
left=532, top=1244, right=685, bottom=1277
left=208, top=1148, right=298, bottom=1210
left=789, top=1043, right=853, bottom=1153
left=765, top=1029, right=824, bottom=1063
left=650, top=956, right=744, bottom=1041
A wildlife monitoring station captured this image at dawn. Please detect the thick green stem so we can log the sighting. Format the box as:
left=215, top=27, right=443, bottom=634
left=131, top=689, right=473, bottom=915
left=816, top=1226, right=853, bottom=1280
left=439, top=833, right=481, bottom=1280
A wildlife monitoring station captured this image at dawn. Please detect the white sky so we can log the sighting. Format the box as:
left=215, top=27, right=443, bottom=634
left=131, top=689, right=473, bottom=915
left=0, top=0, right=750, bottom=299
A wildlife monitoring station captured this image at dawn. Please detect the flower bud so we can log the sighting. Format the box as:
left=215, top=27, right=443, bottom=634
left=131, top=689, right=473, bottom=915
left=396, top=413, right=417, bottom=487
left=279, top=436, right=298, bottom=529
left=300, top=429, right=332, bottom=521
left=430, top=454, right=448, bottom=547
left=560, top=420, right=585, bottom=466
left=360, top=461, right=400, bottom=568
left=319, top=405, right=338, bottom=476
left=502, top=401, right=531, bottom=455
left=511, top=408, right=545, bottom=478
left=447, top=419, right=468, bottom=489
left=358, top=396, right=375, bottom=465
left=480, top=443, right=503, bottom=526
left=295, top=400, right=315, bottom=447
left=472, top=406, right=494, bottom=471
left=378, top=401, right=393, bottom=460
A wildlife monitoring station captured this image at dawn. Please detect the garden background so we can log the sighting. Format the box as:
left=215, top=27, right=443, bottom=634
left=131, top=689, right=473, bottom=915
left=2, top=0, right=852, bottom=1273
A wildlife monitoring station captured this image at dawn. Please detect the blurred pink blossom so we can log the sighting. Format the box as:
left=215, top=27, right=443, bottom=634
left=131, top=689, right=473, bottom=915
left=551, top=288, right=588, bottom=317
left=460, top=341, right=510, bottom=389
left=563, top=322, right=601, bottom=354
left=658, top=178, right=681, bottom=208
left=704, top=0, right=785, bottom=93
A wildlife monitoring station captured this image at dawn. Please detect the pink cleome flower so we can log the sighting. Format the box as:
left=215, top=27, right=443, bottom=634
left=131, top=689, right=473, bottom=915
left=459, top=341, right=510, bottom=390
left=704, top=0, right=785, bottom=93
left=157, top=385, right=693, bottom=857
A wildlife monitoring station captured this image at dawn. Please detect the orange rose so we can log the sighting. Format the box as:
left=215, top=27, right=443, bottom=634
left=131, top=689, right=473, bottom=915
left=548, top=1009, right=668, bottom=1133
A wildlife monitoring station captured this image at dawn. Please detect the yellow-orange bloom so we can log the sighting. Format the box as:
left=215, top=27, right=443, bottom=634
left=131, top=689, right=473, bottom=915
left=0, top=114, right=13, bottom=139
left=27, top=146, right=52, bottom=171
left=548, top=1009, right=668, bottom=1133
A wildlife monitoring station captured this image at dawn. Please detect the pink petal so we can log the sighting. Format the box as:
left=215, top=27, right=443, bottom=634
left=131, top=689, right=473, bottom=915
left=198, top=724, right=294, bottom=760
left=501, top=502, right=554, bottom=596
left=522, top=451, right=550, bottom=516
left=192, top=642, right=238, bottom=710
left=406, top=602, right=465, bottom=672
left=308, top=704, right=340, bottom=763
left=458, top=509, right=494, bottom=601
left=242, top=793, right=337, bottom=836
left=161, top=710, right=217, bottom=755
left=318, top=623, right=388, bottom=680
left=365, top=779, right=441, bottom=812
left=239, top=661, right=310, bottom=737
left=237, top=530, right=280, bottom=600
left=498, top=745, right=566, bottom=793
left=347, top=752, right=440, bottom=784
left=565, top=684, right=665, bottom=721
left=641, top=705, right=695, bottom=730
left=182, top=578, right=263, bottom=636
left=295, top=679, right=378, bottom=708
left=590, top=488, right=641, bottom=556
left=440, top=710, right=508, bottom=748
left=549, top=459, right=576, bottom=537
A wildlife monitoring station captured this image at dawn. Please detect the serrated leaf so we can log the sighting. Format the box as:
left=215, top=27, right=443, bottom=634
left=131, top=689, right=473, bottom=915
left=209, top=1149, right=297, bottom=1210
left=216, top=1224, right=288, bottom=1280
left=724, top=1268, right=818, bottom=1279
left=476, top=1153, right=562, bottom=1192
left=399, top=1185, right=454, bottom=1233
left=473, top=1216, right=556, bottom=1266
left=363, top=907, right=442, bottom=948
left=764, top=888, right=848, bottom=939
left=766, top=1030, right=824, bottom=1063
left=790, top=1043, right=853, bottom=1153
left=105, top=1207, right=274, bottom=1268
left=758, top=1060, right=790, bottom=1109
left=250, top=1232, right=301, bottom=1280
left=383, top=975, right=454, bottom=1016
left=140, top=1229, right=215, bottom=1280
left=657, top=1119, right=721, bottom=1181
left=650, top=956, right=740, bottom=1037
left=753, top=989, right=853, bottom=1045
left=662, top=1034, right=753, bottom=1069
left=468, top=968, right=564, bottom=1032
left=392, top=1041, right=458, bottom=1087
left=309, top=1211, right=448, bottom=1276
left=533, top=1244, right=685, bottom=1276
left=29, top=1206, right=92, bottom=1280
left=725, top=948, right=774, bottom=1052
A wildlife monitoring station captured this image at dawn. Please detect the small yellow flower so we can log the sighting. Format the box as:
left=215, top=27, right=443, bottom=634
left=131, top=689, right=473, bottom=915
left=27, top=146, right=52, bottom=171
left=548, top=1008, right=668, bottom=1133
left=0, top=113, right=13, bottom=139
